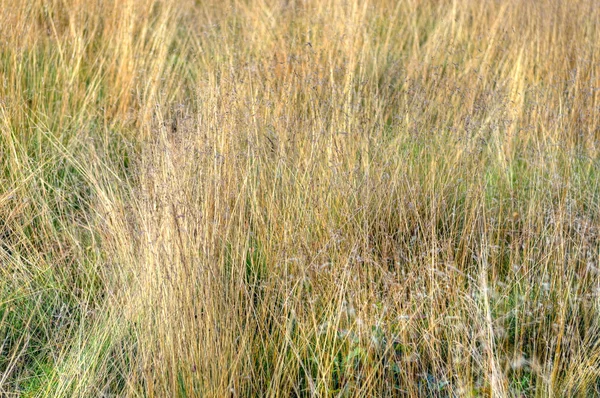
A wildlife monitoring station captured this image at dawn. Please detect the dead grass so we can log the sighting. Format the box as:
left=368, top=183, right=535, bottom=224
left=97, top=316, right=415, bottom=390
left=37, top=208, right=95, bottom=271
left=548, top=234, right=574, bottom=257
left=0, top=0, right=599, bottom=396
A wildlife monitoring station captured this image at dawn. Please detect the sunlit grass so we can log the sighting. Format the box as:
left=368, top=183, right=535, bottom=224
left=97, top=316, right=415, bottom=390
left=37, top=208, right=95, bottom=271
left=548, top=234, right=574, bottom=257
left=1, top=0, right=599, bottom=396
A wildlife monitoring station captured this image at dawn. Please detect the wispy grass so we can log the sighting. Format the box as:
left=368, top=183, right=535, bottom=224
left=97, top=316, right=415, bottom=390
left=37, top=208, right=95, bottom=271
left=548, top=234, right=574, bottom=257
left=1, top=0, right=599, bottom=396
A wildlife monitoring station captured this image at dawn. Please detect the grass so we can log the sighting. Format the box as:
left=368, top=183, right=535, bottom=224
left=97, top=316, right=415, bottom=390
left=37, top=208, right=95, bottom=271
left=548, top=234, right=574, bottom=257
left=1, top=0, right=599, bottom=396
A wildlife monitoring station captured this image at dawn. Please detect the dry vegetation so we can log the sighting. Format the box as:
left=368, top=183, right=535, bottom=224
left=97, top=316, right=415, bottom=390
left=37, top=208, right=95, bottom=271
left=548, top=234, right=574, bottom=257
left=1, top=0, right=599, bottom=396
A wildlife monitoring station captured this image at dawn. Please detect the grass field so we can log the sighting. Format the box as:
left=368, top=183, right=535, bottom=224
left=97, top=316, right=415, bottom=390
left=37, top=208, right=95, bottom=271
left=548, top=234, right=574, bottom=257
left=0, top=0, right=599, bottom=396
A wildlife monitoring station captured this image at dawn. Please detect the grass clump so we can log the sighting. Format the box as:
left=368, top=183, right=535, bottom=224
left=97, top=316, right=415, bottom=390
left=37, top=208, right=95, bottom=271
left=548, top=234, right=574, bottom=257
left=1, top=0, right=599, bottom=396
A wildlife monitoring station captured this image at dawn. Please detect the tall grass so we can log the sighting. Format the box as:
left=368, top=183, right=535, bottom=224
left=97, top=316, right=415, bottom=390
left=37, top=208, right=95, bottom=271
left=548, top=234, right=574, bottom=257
left=1, top=0, right=599, bottom=396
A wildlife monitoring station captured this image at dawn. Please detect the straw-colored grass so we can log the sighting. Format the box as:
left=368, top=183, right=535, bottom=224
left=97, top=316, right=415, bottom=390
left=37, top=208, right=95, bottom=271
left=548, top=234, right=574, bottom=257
left=1, top=0, right=599, bottom=396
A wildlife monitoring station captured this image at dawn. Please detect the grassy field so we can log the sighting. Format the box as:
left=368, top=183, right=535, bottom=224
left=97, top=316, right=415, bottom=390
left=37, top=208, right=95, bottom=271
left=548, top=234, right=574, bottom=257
left=0, top=0, right=599, bottom=396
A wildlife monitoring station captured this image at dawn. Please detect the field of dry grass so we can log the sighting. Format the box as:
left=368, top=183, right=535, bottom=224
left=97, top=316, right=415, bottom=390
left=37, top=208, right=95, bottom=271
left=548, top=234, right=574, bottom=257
left=1, top=0, right=599, bottom=396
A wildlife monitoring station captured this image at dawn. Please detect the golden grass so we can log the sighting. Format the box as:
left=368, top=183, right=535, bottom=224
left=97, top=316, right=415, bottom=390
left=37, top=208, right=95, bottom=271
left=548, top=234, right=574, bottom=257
left=1, top=0, right=599, bottom=396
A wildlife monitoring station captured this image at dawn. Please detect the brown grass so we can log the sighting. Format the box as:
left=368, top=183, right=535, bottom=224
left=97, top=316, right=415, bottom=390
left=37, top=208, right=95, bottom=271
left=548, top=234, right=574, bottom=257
left=0, top=0, right=599, bottom=396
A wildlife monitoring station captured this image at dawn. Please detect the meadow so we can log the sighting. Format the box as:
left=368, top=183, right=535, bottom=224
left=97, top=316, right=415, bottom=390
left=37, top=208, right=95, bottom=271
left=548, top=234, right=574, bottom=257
left=0, top=0, right=599, bottom=396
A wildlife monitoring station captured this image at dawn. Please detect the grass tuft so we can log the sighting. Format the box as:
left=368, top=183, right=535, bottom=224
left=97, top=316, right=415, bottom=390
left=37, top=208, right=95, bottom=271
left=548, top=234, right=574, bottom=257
left=1, top=0, right=599, bottom=396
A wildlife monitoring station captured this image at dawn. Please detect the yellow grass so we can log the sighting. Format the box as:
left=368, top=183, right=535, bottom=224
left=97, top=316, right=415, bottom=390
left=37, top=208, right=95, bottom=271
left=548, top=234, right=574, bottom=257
left=0, top=0, right=599, bottom=396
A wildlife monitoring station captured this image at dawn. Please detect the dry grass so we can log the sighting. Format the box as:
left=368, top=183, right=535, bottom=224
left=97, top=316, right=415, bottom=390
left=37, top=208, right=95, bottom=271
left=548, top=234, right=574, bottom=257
left=1, top=0, right=599, bottom=396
